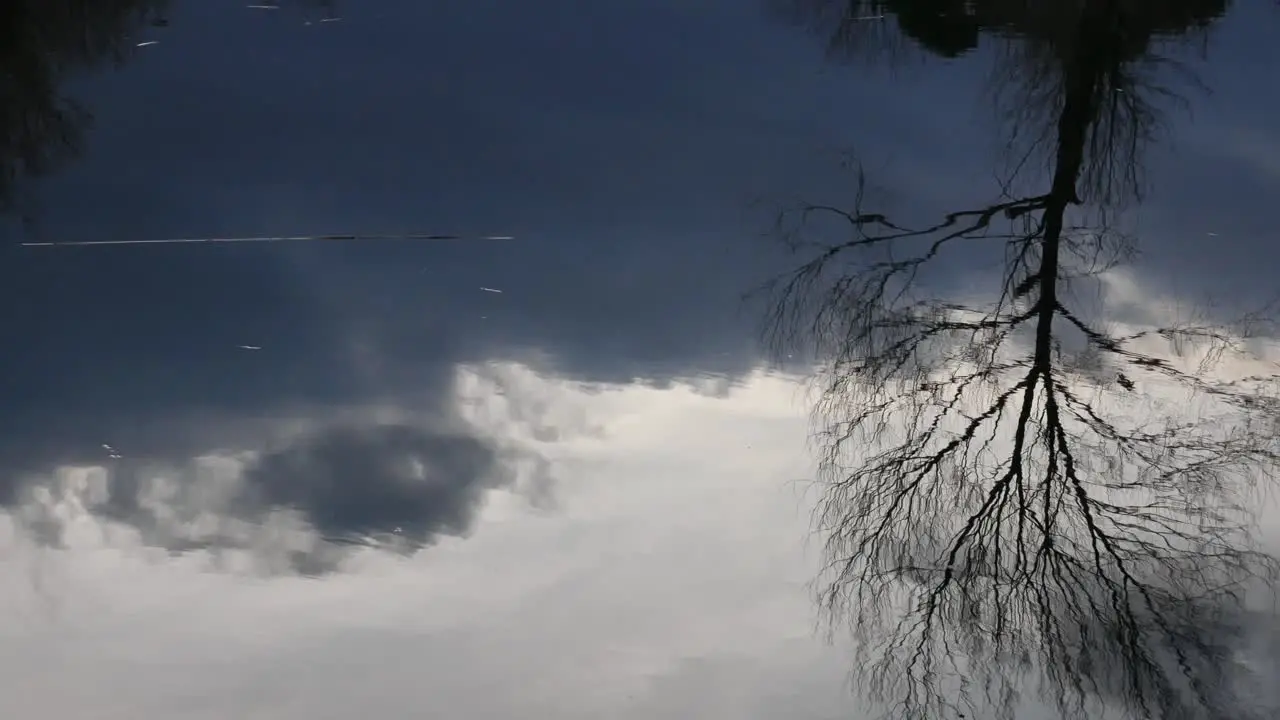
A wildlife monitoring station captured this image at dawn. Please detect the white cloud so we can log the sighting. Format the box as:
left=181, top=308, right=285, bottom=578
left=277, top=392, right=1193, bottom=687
left=0, top=363, right=859, bottom=719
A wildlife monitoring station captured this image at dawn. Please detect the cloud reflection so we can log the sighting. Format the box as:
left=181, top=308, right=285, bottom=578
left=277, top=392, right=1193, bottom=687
left=2, top=363, right=560, bottom=576
left=0, top=360, right=850, bottom=720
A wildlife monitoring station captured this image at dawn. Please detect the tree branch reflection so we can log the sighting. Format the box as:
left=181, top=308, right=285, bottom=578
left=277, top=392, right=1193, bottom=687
left=765, top=4, right=1278, bottom=719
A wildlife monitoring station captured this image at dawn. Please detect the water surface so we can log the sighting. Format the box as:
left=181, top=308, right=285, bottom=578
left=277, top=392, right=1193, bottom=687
left=1, top=2, right=1276, bottom=718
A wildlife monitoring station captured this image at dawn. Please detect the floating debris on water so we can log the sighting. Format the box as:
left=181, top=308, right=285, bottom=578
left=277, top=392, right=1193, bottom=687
left=237, top=345, right=263, bottom=351
left=480, top=287, right=503, bottom=294
left=136, top=41, right=159, bottom=47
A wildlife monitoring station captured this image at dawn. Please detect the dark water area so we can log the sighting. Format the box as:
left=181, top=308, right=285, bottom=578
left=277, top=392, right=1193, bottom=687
left=1, top=2, right=1276, bottom=719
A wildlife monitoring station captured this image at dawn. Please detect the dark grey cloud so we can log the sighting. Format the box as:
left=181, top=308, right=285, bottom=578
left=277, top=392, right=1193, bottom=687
left=6, top=0, right=1267, bottom=459
left=0, top=0, right=922, bottom=431
left=5, top=412, right=554, bottom=576
left=240, top=422, right=516, bottom=544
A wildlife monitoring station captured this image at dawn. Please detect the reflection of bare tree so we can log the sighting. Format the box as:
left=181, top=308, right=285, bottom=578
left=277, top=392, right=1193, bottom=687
left=0, top=1, right=169, bottom=218
left=772, top=0, right=1227, bottom=209
left=770, top=1, right=1228, bottom=59
left=766, top=4, right=1279, bottom=720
